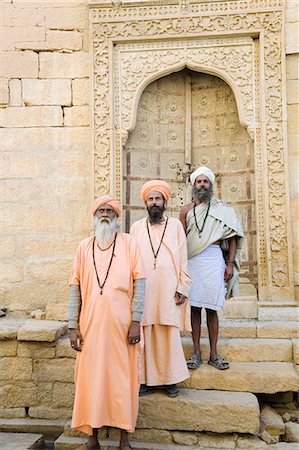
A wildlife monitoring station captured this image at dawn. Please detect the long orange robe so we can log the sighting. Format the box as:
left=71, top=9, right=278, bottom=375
left=69, top=233, right=145, bottom=435
left=130, top=217, right=191, bottom=386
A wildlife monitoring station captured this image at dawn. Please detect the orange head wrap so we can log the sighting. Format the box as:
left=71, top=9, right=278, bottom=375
left=140, top=180, right=171, bottom=203
left=92, top=195, right=121, bottom=217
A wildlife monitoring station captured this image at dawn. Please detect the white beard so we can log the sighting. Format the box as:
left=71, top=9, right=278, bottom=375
left=94, top=216, right=119, bottom=247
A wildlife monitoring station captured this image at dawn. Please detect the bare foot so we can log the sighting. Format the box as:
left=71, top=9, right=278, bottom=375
left=119, top=429, right=131, bottom=450
left=87, top=436, right=100, bottom=449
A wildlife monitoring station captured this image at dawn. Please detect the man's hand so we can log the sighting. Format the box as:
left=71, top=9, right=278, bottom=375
left=175, top=292, right=186, bottom=305
left=69, top=328, right=83, bottom=351
left=224, top=263, right=234, bottom=282
left=128, top=321, right=140, bottom=345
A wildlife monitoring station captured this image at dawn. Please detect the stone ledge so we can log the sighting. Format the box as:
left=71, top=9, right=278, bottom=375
left=0, top=432, right=44, bottom=450
left=17, top=319, right=68, bottom=342
left=0, top=317, right=25, bottom=340
left=0, top=417, right=66, bottom=436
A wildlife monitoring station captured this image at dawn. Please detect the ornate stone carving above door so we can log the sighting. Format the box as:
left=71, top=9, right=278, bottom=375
left=89, top=0, right=293, bottom=300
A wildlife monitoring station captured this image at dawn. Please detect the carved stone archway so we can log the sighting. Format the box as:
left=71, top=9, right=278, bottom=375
left=90, top=0, right=293, bottom=301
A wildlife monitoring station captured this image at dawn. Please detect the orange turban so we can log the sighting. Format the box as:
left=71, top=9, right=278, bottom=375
left=140, top=180, right=171, bottom=202
left=92, top=195, right=121, bottom=217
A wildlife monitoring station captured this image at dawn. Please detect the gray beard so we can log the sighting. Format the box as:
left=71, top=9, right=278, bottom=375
left=94, top=217, right=119, bottom=247
left=192, top=186, right=213, bottom=203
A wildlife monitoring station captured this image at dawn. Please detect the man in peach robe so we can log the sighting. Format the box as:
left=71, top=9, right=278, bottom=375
left=68, top=195, right=145, bottom=450
left=130, top=180, right=191, bottom=398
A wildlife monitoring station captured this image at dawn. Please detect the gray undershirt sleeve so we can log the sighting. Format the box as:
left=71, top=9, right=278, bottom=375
left=131, top=278, right=145, bottom=322
left=68, top=284, right=82, bottom=329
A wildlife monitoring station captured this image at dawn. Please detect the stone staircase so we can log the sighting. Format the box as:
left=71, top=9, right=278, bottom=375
left=0, top=297, right=298, bottom=449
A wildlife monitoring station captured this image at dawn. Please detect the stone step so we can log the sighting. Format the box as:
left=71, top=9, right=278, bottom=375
left=179, top=362, right=299, bottom=393
left=182, top=337, right=293, bottom=362
left=219, top=297, right=257, bottom=320
left=0, top=417, right=66, bottom=438
left=258, top=305, right=299, bottom=322
left=0, top=431, right=44, bottom=450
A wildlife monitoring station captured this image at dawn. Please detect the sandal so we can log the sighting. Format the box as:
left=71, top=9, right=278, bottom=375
left=208, top=353, right=230, bottom=370
left=139, top=384, right=154, bottom=396
left=186, top=353, right=202, bottom=369
left=165, top=384, right=179, bottom=398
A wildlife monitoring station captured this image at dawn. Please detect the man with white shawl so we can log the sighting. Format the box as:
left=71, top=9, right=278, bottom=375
left=180, top=167, right=244, bottom=370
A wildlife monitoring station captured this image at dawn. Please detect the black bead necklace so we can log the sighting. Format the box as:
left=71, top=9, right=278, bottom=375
left=92, top=234, right=117, bottom=295
left=193, top=202, right=211, bottom=238
left=146, top=216, right=169, bottom=270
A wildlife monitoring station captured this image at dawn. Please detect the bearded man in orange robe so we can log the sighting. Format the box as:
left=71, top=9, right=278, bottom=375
left=130, top=180, right=191, bottom=398
left=68, top=195, right=145, bottom=450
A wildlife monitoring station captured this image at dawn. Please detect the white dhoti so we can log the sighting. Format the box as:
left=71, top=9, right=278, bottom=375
left=188, top=245, right=226, bottom=310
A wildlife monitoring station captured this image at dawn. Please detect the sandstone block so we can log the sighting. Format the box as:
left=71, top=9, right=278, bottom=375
left=287, top=104, right=299, bottom=134
left=26, top=257, right=73, bottom=285
left=286, top=22, right=299, bottom=54
left=45, top=7, right=88, bottom=30
left=138, top=390, right=260, bottom=434
left=22, top=79, right=72, bottom=106
left=0, top=260, right=23, bottom=283
left=257, top=321, right=299, bottom=338
left=0, top=317, right=24, bottom=340
left=39, top=52, right=89, bottom=78
left=0, top=417, right=65, bottom=437
left=72, top=78, right=89, bottom=105
left=0, top=341, right=17, bottom=357
left=9, top=79, right=22, bottom=106
left=0, top=106, right=63, bottom=128
left=17, top=342, right=55, bottom=359
left=0, top=357, right=32, bottom=381
left=0, top=432, right=44, bottom=450
left=0, top=51, right=38, bottom=78
left=132, top=428, right=172, bottom=444
left=64, top=105, right=90, bottom=126
left=286, top=54, right=299, bottom=79
left=293, top=338, right=299, bottom=364
left=46, top=303, right=68, bottom=322
left=260, top=405, right=285, bottom=436
left=220, top=300, right=257, bottom=319
left=0, top=381, right=52, bottom=408
left=53, top=433, right=87, bottom=448
left=285, top=421, right=299, bottom=442
left=201, top=320, right=256, bottom=339
left=172, top=431, right=197, bottom=445
left=18, top=319, right=67, bottom=342
left=1, top=26, right=45, bottom=51
left=0, top=78, right=8, bottom=105
left=32, top=358, right=74, bottom=383
left=28, top=407, right=72, bottom=420
left=16, top=30, right=82, bottom=52
left=197, top=432, right=236, bottom=448
left=259, top=430, right=278, bottom=444
left=52, top=382, right=75, bottom=408
left=236, top=435, right=267, bottom=449
left=56, top=337, right=76, bottom=359
left=1, top=5, right=40, bottom=27
left=287, top=80, right=299, bottom=104
left=0, top=408, right=26, bottom=418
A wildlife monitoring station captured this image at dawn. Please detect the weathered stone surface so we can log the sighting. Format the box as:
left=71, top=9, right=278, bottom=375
left=0, top=78, right=9, bottom=105
left=259, top=430, right=278, bottom=444
left=9, top=78, right=22, bottom=106
left=236, top=435, right=267, bottom=449
left=0, top=417, right=66, bottom=435
left=181, top=362, right=299, bottom=393
left=39, top=52, right=89, bottom=78
left=32, top=358, right=74, bottom=383
left=1, top=4, right=41, bottom=27
left=219, top=299, right=257, bottom=319
left=285, top=421, right=299, bottom=442
left=26, top=257, right=73, bottom=285
left=197, top=432, right=236, bottom=448
left=258, top=306, right=299, bottom=322
left=18, top=319, right=67, bottom=342
left=287, top=80, right=299, bottom=105
left=293, top=338, right=299, bottom=364
left=260, top=405, right=285, bottom=436
left=132, top=428, right=172, bottom=444
left=257, top=321, right=299, bottom=338
left=0, top=51, right=38, bottom=78
left=201, top=320, right=256, bottom=338
left=0, top=432, right=44, bottom=450
left=0, top=340, right=17, bottom=357
left=17, top=341, right=55, bottom=359
left=172, top=431, right=197, bottom=445
left=16, top=30, right=82, bottom=51
left=0, top=317, right=24, bottom=340
left=72, top=78, right=89, bottom=105
left=0, top=408, right=26, bottom=419
left=0, top=381, right=52, bottom=408
left=46, top=303, right=68, bottom=322
left=286, top=22, right=299, bottom=54
left=286, top=54, right=299, bottom=79
left=138, top=390, right=260, bottom=434
left=53, top=382, right=75, bottom=408
left=1, top=26, right=45, bottom=51
left=0, top=260, right=23, bottom=283
left=22, top=79, right=72, bottom=106
left=64, top=105, right=90, bottom=126
left=182, top=337, right=293, bottom=362
left=44, top=7, right=88, bottom=30
left=29, top=407, right=72, bottom=420
left=54, top=433, right=87, bottom=449
left=0, top=357, right=32, bottom=381
left=0, top=106, right=63, bottom=127
left=56, top=337, right=76, bottom=359
left=268, top=444, right=299, bottom=449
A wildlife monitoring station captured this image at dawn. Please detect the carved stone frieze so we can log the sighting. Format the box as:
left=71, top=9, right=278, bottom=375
left=90, top=0, right=293, bottom=299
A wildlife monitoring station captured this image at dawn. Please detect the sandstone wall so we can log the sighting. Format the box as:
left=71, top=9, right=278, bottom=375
left=0, top=0, right=92, bottom=314
left=286, top=0, right=299, bottom=300
left=0, top=0, right=298, bottom=316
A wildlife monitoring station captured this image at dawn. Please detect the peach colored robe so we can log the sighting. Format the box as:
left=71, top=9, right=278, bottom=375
left=69, top=234, right=145, bottom=435
left=130, top=217, right=191, bottom=386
